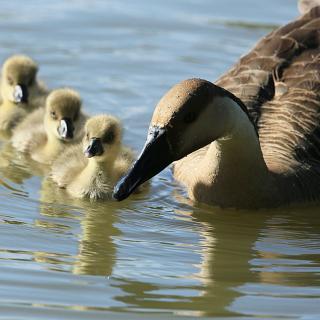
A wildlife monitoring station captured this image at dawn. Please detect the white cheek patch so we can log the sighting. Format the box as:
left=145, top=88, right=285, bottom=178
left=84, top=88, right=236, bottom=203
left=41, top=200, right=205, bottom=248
left=59, top=119, right=68, bottom=138
left=12, top=85, right=23, bottom=103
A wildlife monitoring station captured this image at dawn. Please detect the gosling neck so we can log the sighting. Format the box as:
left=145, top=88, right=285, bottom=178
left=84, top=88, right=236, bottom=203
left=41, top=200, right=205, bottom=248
left=87, top=144, right=121, bottom=176
left=0, top=98, right=21, bottom=109
left=41, top=132, right=65, bottom=159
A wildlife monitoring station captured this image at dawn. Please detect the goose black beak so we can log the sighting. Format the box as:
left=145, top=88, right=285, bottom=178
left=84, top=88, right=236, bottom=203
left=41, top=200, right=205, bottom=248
left=113, top=126, right=174, bottom=201
left=58, top=118, right=74, bottom=140
left=84, top=138, right=103, bottom=158
left=13, top=84, right=28, bottom=103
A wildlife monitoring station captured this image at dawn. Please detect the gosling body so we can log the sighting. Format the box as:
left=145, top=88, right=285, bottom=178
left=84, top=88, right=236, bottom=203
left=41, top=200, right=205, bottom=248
left=0, top=55, right=48, bottom=132
left=51, top=115, right=134, bottom=200
left=11, top=88, right=87, bottom=164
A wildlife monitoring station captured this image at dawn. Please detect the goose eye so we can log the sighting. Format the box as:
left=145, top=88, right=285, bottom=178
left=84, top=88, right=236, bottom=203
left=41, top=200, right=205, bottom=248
left=50, top=111, right=57, bottom=120
left=7, top=77, right=14, bottom=86
left=184, top=112, right=197, bottom=124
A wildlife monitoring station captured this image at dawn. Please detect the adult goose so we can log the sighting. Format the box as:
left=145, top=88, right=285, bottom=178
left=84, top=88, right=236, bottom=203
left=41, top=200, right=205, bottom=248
left=114, top=4, right=320, bottom=208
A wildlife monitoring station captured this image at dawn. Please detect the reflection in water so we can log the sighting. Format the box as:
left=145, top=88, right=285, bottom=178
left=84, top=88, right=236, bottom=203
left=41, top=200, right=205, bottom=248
left=0, top=130, right=11, bottom=141
left=38, top=178, right=121, bottom=277
left=105, top=205, right=262, bottom=316
left=73, top=202, right=120, bottom=276
left=192, top=206, right=320, bottom=317
left=0, top=141, right=32, bottom=185
left=190, top=207, right=268, bottom=316
left=106, top=195, right=320, bottom=317
left=0, top=140, right=49, bottom=186
left=254, top=209, right=320, bottom=286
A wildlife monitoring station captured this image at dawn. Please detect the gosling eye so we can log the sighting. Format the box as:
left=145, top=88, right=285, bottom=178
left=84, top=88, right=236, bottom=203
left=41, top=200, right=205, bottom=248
left=28, top=77, right=35, bottom=86
left=50, top=111, right=57, bottom=120
left=86, top=132, right=89, bottom=140
left=183, top=112, right=197, bottom=124
left=7, top=77, right=14, bottom=86
left=73, top=110, right=79, bottom=121
left=102, top=130, right=115, bottom=144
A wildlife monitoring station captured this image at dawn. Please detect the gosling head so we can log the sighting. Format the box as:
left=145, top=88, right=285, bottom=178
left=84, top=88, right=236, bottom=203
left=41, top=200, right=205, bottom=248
left=83, top=115, right=122, bottom=162
left=114, top=78, right=251, bottom=200
left=1, top=55, right=39, bottom=104
left=44, top=88, right=82, bottom=142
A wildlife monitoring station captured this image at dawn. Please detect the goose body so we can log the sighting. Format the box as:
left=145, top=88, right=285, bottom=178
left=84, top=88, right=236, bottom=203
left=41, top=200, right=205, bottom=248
left=114, top=5, right=320, bottom=208
left=11, top=88, right=87, bottom=164
left=0, top=55, right=48, bottom=133
left=51, top=115, right=134, bottom=200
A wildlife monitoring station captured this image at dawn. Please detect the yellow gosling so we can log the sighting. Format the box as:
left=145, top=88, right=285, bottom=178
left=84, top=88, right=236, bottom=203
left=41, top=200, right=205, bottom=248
left=11, top=88, right=87, bottom=164
left=51, top=115, right=134, bottom=200
left=0, top=55, right=48, bottom=132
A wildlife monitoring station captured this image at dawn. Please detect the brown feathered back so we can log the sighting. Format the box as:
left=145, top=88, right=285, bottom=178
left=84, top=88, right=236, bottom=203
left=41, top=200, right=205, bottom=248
left=215, top=7, right=320, bottom=201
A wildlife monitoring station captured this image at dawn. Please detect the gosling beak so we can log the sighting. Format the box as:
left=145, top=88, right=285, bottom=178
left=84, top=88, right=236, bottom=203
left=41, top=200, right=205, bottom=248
left=13, top=84, right=28, bottom=103
left=84, top=138, right=104, bottom=158
left=113, top=126, right=174, bottom=201
left=58, top=118, right=74, bottom=140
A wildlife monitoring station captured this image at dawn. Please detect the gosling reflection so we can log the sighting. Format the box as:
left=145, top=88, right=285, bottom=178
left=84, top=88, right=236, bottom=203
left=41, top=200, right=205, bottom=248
left=37, top=177, right=121, bottom=277
left=73, top=201, right=121, bottom=276
left=0, top=140, right=49, bottom=187
left=0, top=141, right=31, bottom=185
left=0, top=129, right=11, bottom=141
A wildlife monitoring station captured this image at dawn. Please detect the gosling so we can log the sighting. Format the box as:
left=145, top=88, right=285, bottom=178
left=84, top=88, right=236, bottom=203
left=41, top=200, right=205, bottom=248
left=11, top=88, right=87, bottom=164
left=0, top=55, right=48, bottom=132
left=51, top=115, right=134, bottom=200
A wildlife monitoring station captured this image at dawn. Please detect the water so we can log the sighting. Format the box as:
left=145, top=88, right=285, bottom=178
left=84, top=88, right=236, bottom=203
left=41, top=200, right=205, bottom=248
left=1, top=0, right=320, bottom=319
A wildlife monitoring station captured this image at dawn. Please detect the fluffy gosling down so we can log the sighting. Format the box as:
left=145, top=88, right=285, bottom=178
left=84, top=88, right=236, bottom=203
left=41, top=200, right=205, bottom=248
left=51, top=115, right=134, bottom=200
left=11, top=88, right=87, bottom=164
left=0, top=55, right=48, bottom=132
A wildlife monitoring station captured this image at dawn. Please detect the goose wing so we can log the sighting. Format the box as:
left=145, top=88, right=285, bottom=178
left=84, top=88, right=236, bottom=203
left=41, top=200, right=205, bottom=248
left=217, top=7, right=320, bottom=160
left=216, top=8, right=320, bottom=173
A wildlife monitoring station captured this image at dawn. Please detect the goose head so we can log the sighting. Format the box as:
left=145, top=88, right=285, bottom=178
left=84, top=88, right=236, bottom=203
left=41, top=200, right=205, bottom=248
left=83, top=115, right=122, bottom=163
left=1, top=55, right=39, bottom=105
left=44, top=88, right=82, bottom=142
left=114, top=78, right=252, bottom=200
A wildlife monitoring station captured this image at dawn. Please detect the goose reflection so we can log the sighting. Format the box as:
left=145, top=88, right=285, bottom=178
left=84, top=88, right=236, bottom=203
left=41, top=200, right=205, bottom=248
left=108, top=198, right=320, bottom=317
left=253, top=208, right=320, bottom=287
left=110, top=204, right=267, bottom=316
left=190, top=205, right=320, bottom=317
left=188, top=206, right=269, bottom=316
